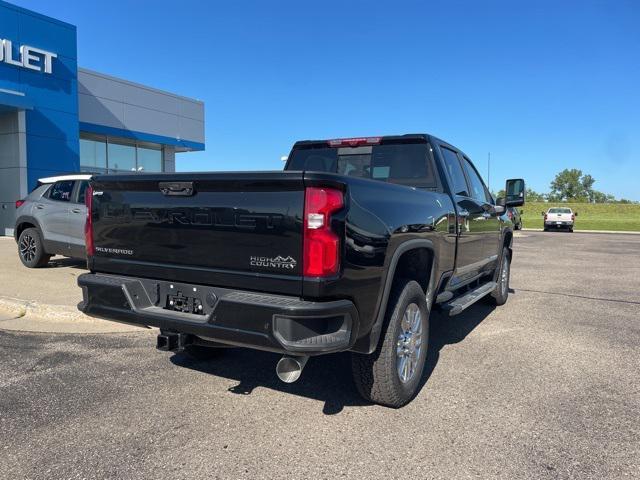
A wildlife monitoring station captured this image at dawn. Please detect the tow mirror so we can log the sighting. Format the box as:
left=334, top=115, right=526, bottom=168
left=505, top=179, right=525, bottom=207
left=574, top=212, right=578, bottom=216
left=541, top=211, right=545, bottom=216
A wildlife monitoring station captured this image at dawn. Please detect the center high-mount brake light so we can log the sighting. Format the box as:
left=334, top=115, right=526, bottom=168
left=84, top=185, right=94, bottom=256
left=303, top=187, right=343, bottom=277
left=328, top=137, right=381, bottom=147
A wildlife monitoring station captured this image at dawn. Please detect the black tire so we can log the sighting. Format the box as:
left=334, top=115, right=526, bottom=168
left=351, top=279, right=429, bottom=408
left=17, top=228, right=51, bottom=268
left=489, top=247, right=510, bottom=306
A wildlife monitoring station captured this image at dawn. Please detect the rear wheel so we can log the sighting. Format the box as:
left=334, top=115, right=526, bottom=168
left=18, top=228, right=51, bottom=268
left=489, top=247, right=510, bottom=306
left=351, top=279, right=429, bottom=408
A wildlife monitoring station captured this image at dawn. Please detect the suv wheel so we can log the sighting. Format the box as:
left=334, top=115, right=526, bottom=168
left=18, top=228, right=51, bottom=268
left=351, top=279, right=429, bottom=408
left=489, top=247, right=510, bottom=306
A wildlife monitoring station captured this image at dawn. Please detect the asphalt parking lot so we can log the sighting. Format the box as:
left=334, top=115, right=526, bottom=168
left=1, top=232, right=639, bottom=479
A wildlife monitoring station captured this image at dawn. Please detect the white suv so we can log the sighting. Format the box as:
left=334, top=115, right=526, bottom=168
left=543, top=207, right=577, bottom=232
left=14, top=174, right=91, bottom=268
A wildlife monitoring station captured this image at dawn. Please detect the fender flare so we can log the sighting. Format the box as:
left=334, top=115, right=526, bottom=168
left=14, top=215, right=44, bottom=242
left=366, top=238, right=437, bottom=353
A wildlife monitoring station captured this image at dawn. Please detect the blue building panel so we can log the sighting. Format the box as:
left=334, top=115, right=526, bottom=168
left=0, top=0, right=79, bottom=191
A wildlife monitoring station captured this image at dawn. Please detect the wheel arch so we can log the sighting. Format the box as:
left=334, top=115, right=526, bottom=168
left=359, top=239, right=438, bottom=354
left=14, top=215, right=43, bottom=242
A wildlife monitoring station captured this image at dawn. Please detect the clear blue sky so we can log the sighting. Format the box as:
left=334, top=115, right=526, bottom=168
left=16, top=0, right=640, bottom=200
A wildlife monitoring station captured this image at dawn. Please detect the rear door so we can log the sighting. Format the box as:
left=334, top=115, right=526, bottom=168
left=439, top=145, right=486, bottom=283
left=38, top=180, right=75, bottom=250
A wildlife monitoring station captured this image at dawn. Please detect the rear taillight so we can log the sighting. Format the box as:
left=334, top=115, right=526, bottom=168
left=84, top=185, right=94, bottom=256
left=507, top=210, right=513, bottom=220
left=544, top=214, right=548, bottom=221
left=303, top=187, right=343, bottom=277
left=571, top=214, right=575, bottom=221
left=15, top=199, right=25, bottom=208
left=328, top=137, right=381, bottom=147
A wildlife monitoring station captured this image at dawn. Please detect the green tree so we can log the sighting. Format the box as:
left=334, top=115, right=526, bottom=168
left=525, top=188, right=545, bottom=202
left=549, top=169, right=594, bottom=201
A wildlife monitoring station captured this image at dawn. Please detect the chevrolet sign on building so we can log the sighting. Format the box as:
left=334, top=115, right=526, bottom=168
left=0, top=38, right=57, bottom=73
left=0, top=0, right=205, bottom=236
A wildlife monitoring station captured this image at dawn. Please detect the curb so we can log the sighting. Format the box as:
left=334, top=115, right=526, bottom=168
left=0, top=296, right=151, bottom=334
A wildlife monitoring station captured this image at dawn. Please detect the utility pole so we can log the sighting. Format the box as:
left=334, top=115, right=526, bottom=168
left=487, top=152, right=491, bottom=192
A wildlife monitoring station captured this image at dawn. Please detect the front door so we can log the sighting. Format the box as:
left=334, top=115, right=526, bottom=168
left=460, top=156, right=501, bottom=268
left=439, top=146, right=486, bottom=284
left=67, top=180, right=88, bottom=258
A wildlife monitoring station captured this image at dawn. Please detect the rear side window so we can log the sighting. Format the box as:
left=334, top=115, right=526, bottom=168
left=440, top=147, right=469, bottom=197
left=287, top=143, right=438, bottom=189
left=462, top=157, right=490, bottom=203
left=48, top=181, right=75, bottom=202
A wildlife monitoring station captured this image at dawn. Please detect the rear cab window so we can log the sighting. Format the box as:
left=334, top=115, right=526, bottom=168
left=287, top=142, right=439, bottom=189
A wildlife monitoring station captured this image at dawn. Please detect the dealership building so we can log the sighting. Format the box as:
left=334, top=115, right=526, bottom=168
left=0, top=0, right=205, bottom=235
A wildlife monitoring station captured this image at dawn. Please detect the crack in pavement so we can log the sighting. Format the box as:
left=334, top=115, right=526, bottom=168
left=514, top=287, right=640, bottom=306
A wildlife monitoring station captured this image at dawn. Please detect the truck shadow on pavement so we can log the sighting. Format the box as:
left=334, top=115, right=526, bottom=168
left=169, top=300, right=501, bottom=415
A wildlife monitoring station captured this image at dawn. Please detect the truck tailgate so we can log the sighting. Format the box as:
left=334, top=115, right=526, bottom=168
left=89, top=172, right=305, bottom=296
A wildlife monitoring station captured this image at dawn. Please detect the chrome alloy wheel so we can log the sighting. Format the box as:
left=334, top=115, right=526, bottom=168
left=396, top=303, right=423, bottom=383
left=500, top=255, right=510, bottom=297
left=19, top=233, right=37, bottom=262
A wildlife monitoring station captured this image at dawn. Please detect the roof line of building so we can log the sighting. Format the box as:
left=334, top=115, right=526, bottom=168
left=78, top=67, right=204, bottom=105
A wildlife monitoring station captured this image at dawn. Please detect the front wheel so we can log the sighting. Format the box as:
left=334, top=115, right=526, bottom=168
left=351, top=279, right=429, bottom=408
left=489, top=247, right=510, bottom=306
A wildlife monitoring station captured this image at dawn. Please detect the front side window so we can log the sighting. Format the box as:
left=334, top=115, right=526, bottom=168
left=462, top=158, right=490, bottom=203
left=440, top=147, right=469, bottom=197
left=77, top=181, right=89, bottom=204
left=48, top=181, right=75, bottom=202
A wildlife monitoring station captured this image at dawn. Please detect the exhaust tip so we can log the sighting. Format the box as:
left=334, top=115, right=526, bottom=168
left=276, top=355, right=308, bottom=383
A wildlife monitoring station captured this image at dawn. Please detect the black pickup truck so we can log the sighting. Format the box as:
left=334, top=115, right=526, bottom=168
left=78, top=134, right=524, bottom=407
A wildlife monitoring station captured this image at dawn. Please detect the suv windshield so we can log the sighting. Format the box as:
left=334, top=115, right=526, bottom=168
left=548, top=208, right=572, bottom=214
left=287, top=143, right=438, bottom=189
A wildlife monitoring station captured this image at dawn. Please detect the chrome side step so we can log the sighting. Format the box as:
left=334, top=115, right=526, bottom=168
left=442, top=281, right=497, bottom=316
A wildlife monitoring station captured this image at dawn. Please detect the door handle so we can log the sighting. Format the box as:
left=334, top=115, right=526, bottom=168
left=72, top=208, right=82, bottom=214
left=36, top=204, right=44, bottom=210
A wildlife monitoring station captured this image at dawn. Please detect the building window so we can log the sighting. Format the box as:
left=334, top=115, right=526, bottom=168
left=80, top=138, right=107, bottom=173
left=107, top=141, right=136, bottom=172
left=79, top=133, right=164, bottom=173
left=137, top=145, right=162, bottom=172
